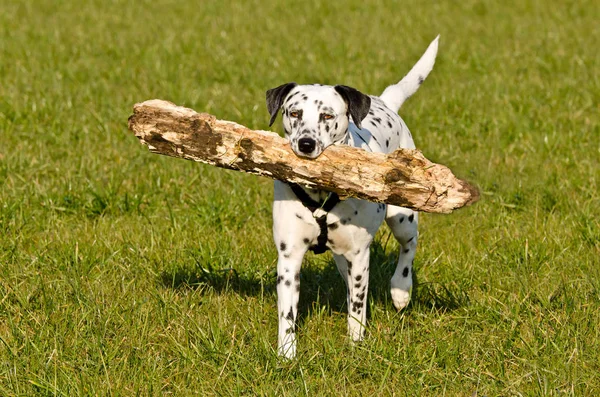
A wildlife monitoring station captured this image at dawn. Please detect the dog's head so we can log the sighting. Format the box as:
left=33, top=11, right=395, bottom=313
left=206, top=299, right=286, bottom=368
left=266, top=83, right=371, bottom=159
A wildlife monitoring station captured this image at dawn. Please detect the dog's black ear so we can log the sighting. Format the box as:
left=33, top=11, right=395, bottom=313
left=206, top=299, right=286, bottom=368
left=334, top=85, right=371, bottom=129
left=266, top=82, right=297, bottom=127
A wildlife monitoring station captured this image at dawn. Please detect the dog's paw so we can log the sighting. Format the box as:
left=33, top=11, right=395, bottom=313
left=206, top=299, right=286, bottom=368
left=278, top=343, right=296, bottom=360
left=348, top=317, right=366, bottom=342
left=391, top=287, right=411, bottom=310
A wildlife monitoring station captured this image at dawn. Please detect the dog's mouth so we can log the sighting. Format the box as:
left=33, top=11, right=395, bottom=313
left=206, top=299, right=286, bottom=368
left=293, top=150, right=322, bottom=159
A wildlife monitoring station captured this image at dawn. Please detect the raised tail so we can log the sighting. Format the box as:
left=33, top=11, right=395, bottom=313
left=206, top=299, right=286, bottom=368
left=379, top=35, right=439, bottom=113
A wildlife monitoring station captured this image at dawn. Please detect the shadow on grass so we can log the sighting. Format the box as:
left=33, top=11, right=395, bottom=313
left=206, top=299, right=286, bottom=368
left=159, top=262, right=269, bottom=296
left=160, top=237, right=469, bottom=316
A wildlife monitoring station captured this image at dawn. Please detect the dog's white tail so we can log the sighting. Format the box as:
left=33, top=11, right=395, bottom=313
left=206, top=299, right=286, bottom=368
left=379, top=36, right=440, bottom=113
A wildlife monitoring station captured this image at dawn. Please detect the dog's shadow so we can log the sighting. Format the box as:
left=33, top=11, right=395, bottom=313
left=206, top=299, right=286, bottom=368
left=160, top=236, right=468, bottom=317
left=295, top=238, right=469, bottom=318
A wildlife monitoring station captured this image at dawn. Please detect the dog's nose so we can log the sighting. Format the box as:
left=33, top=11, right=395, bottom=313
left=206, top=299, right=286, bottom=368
left=298, top=138, right=316, bottom=154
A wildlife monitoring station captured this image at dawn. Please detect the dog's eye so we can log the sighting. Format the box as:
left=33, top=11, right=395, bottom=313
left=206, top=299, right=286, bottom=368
left=322, top=114, right=334, bottom=120
left=290, top=111, right=299, bottom=118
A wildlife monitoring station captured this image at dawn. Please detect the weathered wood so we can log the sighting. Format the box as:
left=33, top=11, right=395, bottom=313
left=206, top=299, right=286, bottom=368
left=128, top=99, right=479, bottom=213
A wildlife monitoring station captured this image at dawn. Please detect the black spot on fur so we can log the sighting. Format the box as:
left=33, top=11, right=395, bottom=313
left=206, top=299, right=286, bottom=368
left=285, top=280, right=291, bottom=286
left=341, top=219, right=347, bottom=225
left=354, top=283, right=361, bottom=288
left=303, top=238, right=310, bottom=245
left=406, top=237, right=414, bottom=243
left=398, top=216, right=404, bottom=223
left=373, top=117, right=382, bottom=124
left=403, top=249, right=410, bottom=254
left=418, top=75, right=424, bottom=85
left=285, top=327, right=294, bottom=334
left=328, top=223, right=338, bottom=230
left=347, top=261, right=353, bottom=270
left=386, top=139, right=390, bottom=148
left=286, top=308, right=294, bottom=321
left=355, top=275, right=362, bottom=281
left=408, top=214, right=414, bottom=222
left=402, top=267, right=409, bottom=277
left=357, top=292, right=365, bottom=301
left=296, top=213, right=303, bottom=220
left=283, top=253, right=291, bottom=259
left=387, top=121, right=393, bottom=128
left=280, top=242, right=286, bottom=251
left=277, top=275, right=283, bottom=284
left=335, top=122, right=338, bottom=129
left=294, top=272, right=300, bottom=282
left=355, top=249, right=360, bottom=255
left=354, top=211, right=358, bottom=215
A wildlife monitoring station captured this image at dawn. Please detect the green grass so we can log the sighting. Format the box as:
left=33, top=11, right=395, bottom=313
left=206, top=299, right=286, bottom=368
left=1, top=0, right=599, bottom=395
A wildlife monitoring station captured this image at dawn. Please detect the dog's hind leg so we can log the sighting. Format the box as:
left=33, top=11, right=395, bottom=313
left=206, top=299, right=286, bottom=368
left=385, top=205, right=418, bottom=310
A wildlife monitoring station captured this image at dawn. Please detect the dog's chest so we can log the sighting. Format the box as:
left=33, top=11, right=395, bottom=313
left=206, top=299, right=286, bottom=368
left=316, top=198, right=385, bottom=255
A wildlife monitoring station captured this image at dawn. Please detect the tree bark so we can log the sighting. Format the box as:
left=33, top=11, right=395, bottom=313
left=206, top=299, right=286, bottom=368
left=128, top=99, right=479, bottom=213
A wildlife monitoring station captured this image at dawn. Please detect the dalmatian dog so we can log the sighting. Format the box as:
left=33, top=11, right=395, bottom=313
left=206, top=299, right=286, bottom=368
left=266, top=37, right=439, bottom=359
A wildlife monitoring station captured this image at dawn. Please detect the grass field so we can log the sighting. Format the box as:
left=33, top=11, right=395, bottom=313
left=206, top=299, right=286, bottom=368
left=1, top=0, right=599, bottom=395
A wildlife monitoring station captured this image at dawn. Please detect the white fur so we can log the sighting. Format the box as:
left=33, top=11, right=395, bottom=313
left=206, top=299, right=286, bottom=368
left=271, top=37, right=439, bottom=358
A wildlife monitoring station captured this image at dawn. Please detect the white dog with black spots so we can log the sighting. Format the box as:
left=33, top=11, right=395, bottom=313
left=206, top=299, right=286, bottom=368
left=266, top=37, right=439, bottom=359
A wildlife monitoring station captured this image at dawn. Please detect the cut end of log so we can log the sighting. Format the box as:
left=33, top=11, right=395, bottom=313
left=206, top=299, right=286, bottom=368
left=128, top=99, right=480, bottom=213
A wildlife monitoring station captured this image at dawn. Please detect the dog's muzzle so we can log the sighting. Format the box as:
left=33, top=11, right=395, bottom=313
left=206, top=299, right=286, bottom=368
left=298, top=137, right=316, bottom=154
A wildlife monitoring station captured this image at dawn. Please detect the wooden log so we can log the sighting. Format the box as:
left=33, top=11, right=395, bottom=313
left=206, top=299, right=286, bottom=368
left=127, top=99, right=479, bottom=213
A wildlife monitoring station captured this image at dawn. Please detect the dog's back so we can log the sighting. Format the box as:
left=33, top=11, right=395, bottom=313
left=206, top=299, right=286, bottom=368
left=348, top=95, right=414, bottom=153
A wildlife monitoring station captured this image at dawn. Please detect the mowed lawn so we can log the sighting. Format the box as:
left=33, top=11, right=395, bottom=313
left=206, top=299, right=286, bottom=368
left=1, top=0, right=598, bottom=395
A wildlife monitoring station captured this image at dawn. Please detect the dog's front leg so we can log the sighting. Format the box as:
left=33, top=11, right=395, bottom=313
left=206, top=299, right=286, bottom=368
left=276, top=242, right=307, bottom=359
left=345, top=247, right=371, bottom=342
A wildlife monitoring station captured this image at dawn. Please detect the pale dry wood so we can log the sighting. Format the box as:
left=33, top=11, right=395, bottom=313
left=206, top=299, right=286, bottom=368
left=128, top=99, right=479, bottom=213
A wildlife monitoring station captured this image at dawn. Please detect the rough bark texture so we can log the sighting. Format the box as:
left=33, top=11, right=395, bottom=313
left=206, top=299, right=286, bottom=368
left=128, top=99, right=479, bottom=213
